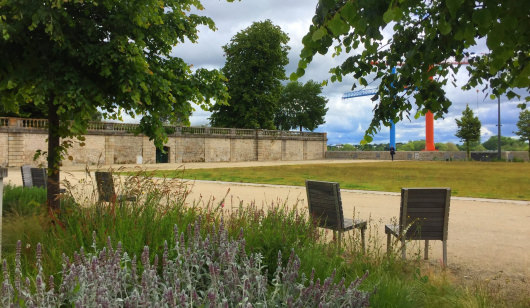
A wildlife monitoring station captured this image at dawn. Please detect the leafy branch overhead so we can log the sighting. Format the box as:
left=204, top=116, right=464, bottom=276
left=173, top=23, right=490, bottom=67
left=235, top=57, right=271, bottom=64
left=292, top=0, right=529, bottom=143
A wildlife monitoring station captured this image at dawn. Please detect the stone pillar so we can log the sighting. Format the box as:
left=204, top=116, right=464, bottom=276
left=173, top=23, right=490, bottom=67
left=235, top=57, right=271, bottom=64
left=105, top=136, right=115, bottom=165
left=0, top=167, right=8, bottom=261
left=8, top=133, right=24, bottom=167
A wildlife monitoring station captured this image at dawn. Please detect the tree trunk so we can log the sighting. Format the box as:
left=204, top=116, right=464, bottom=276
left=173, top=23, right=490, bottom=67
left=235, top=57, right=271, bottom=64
left=300, top=126, right=302, bottom=132
left=47, top=97, right=61, bottom=210
left=466, top=141, right=470, bottom=160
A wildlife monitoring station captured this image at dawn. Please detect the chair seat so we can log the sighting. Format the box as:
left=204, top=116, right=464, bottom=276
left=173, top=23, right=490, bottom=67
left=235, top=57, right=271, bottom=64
left=385, top=224, right=399, bottom=237
left=343, top=218, right=367, bottom=231
left=118, top=194, right=137, bottom=202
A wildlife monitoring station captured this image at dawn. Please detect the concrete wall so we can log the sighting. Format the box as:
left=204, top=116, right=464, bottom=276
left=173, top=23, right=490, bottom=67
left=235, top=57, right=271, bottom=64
left=0, top=118, right=327, bottom=167
left=326, top=150, right=529, bottom=161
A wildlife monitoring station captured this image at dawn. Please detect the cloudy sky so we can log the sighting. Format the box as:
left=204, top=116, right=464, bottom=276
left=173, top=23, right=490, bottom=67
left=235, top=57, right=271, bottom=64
left=172, top=0, right=528, bottom=146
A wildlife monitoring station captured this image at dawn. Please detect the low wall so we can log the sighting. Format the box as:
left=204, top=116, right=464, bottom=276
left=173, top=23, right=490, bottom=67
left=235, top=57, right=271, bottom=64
left=0, top=117, right=327, bottom=167
left=326, top=150, right=529, bottom=161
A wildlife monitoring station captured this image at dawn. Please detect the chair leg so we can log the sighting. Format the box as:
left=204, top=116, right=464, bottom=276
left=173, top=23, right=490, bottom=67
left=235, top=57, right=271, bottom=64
left=424, top=240, right=429, bottom=260
left=338, top=231, right=342, bottom=251
left=386, top=233, right=391, bottom=255
left=361, top=227, right=366, bottom=253
left=401, top=237, right=406, bottom=260
left=443, top=240, right=447, bottom=266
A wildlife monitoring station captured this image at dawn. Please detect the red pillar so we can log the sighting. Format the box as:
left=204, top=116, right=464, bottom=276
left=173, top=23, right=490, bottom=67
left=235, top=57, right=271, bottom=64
left=424, top=111, right=437, bottom=151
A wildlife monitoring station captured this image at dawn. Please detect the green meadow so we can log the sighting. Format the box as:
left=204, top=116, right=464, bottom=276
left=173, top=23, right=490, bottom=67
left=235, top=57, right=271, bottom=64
left=153, top=161, right=530, bottom=200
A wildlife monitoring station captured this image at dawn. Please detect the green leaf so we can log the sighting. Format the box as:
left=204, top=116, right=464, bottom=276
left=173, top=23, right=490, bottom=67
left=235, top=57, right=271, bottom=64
left=359, top=77, right=367, bottom=86
left=341, top=2, right=357, bottom=24
left=312, top=27, right=327, bottom=41
left=383, top=7, right=401, bottom=23
left=361, top=135, right=373, bottom=144
left=289, top=72, right=299, bottom=81
left=446, top=0, right=464, bottom=18
left=472, top=9, right=492, bottom=33
left=328, top=13, right=350, bottom=36
left=438, top=19, right=452, bottom=35
left=490, top=94, right=496, bottom=100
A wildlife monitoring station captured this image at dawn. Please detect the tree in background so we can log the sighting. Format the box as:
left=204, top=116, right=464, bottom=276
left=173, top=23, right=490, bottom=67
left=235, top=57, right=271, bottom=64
left=456, top=105, right=482, bottom=159
left=209, top=20, right=290, bottom=129
left=0, top=0, right=229, bottom=209
left=482, top=135, right=528, bottom=151
left=398, top=140, right=426, bottom=151
left=292, top=0, right=529, bottom=144
left=514, top=109, right=530, bottom=158
left=274, top=81, right=328, bottom=131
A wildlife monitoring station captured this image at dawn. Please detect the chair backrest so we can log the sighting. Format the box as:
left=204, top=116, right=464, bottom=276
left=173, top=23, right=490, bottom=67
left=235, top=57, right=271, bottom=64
left=95, top=171, right=116, bottom=202
left=21, top=165, right=33, bottom=188
left=399, top=188, right=451, bottom=241
left=30, top=168, right=47, bottom=189
left=305, top=180, right=345, bottom=230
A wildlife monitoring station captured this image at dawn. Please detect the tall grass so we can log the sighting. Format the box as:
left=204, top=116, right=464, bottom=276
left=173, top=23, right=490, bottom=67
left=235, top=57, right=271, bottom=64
left=1, top=169, right=522, bottom=306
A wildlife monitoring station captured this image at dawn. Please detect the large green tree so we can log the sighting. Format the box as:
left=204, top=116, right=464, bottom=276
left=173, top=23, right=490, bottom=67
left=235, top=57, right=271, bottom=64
left=209, top=20, right=290, bottom=129
left=0, top=0, right=230, bottom=208
left=274, top=80, right=328, bottom=131
left=292, top=0, right=529, bottom=143
left=456, top=105, right=481, bottom=159
left=514, top=109, right=530, bottom=158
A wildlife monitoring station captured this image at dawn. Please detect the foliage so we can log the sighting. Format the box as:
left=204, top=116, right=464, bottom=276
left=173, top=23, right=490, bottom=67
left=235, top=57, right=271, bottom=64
left=0, top=0, right=230, bottom=207
left=2, top=185, right=46, bottom=216
left=274, top=81, right=328, bottom=131
left=292, top=0, right=529, bottom=144
left=398, top=140, right=426, bottom=151
left=456, top=105, right=482, bottom=158
left=514, top=109, right=530, bottom=157
left=434, top=142, right=460, bottom=151
left=482, top=135, right=528, bottom=151
left=209, top=20, right=290, bottom=129
left=0, top=226, right=371, bottom=306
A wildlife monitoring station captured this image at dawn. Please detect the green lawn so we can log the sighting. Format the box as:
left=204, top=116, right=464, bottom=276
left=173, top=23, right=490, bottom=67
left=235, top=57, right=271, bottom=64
left=153, top=161, right=530, bottom=200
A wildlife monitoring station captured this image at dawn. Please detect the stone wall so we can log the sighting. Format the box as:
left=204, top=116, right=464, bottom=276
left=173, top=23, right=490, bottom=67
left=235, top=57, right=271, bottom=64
left=0, top=117, right=327, bottom=167
left=326, top=150, right=529, bottom=161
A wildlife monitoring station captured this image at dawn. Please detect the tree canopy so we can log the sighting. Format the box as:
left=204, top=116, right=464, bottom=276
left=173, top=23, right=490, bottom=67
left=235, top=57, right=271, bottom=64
left=482, top=135, right=527, bottom=151
left=456, top=105, right=481, bottom=158
left=514, top=109, right=530, bottom=157
left=274, top=81, right=328, bottom=131
left=0, top=0, right=230, bottom=207
left=209, top=20, right=290, bottom=129
left=292, top=0, right=529, bottom=143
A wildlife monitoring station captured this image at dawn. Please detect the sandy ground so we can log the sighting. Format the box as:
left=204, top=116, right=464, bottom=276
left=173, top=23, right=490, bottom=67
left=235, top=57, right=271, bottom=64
left=2, top=160, right=529, bottom=291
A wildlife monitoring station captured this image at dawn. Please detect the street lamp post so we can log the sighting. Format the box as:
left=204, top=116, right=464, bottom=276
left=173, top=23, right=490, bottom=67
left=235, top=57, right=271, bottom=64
left=497, top=96, right=501, bottom=160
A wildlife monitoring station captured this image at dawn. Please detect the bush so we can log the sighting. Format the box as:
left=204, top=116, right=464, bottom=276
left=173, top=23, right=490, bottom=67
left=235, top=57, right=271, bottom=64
left=2, top=185, right=46, bottom=216
left=1, top=219, right=371, bottom=306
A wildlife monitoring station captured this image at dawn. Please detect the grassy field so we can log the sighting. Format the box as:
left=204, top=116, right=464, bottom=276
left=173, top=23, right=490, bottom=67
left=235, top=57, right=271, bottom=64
left=153, top=161, right=530, bottom=200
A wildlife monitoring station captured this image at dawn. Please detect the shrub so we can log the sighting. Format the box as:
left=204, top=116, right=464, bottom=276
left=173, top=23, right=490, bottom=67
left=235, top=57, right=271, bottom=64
left=2, top=185, right=46, bottom=216
left=1, top=218, right=371, bottom=306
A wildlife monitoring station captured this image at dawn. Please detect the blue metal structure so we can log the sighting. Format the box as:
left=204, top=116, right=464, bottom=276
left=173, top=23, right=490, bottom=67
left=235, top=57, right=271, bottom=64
left=342, top=87, right=396, bottom=149
left=342, top=87, right=378, bottom=99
